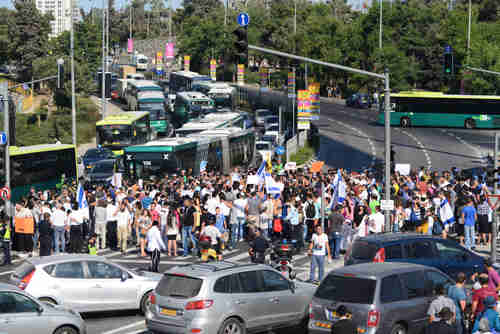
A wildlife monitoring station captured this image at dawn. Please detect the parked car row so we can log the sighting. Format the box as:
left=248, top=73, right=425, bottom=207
left=3, top=234, right=490, bottom=334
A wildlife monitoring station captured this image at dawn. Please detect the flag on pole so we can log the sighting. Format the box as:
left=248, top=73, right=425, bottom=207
left=265, top=173, right=282, bottom=194
left=77, top=182, right=89, bottom=219
left=331, top=170, right=346, bottom=208
left=439, top=199, right=455, bottom=225
left=257, top=160, right=266, bottom=183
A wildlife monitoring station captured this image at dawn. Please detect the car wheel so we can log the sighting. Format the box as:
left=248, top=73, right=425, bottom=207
left=39, top=297, right=58, bottom=305
left=400, top=117, right=411, bottom=128
left=53, top=326, right=78, bottom=334
left=390, top=323, right=407, bottom=334
left=465, top=118, right=475, bottom=129
left=218, top=318, right=246, bottom=334
left=140, top=291, right=153, bottom=315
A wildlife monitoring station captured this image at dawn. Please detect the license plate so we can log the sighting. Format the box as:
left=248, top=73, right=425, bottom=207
left=160, top=308, right=177, bottom=316
left=86, top=165, right=91, bottom=169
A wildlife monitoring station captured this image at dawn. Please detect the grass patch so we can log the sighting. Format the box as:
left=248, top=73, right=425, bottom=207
left=290, top=144, right=315, bottom=165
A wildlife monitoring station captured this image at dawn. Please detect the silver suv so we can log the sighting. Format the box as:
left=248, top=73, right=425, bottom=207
left=146, top=261, right=316, bottom=334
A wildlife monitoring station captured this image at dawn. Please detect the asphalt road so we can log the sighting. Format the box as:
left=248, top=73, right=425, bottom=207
left=317, top=98, right=494, bottom=172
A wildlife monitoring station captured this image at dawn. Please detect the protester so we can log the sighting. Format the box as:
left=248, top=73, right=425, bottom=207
left=428, top=284, right=456, bottom=323
left=330, top=305, right=356, bottom=334
left=472, top=296, right=500, bottom=333
left=447, top=272, right=467, bottom=334
left=146, top=221, right=166, bottom=272
left=309, top=225, right=331, bottom=283
left=424, top=307, right=456, bottom=334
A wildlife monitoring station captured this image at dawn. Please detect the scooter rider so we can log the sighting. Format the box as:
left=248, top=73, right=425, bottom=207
left=248, top=229, right=269, bottom=264
left=201, top=218, right=223, bottom=261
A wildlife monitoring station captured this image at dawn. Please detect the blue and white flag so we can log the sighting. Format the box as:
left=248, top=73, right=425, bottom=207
left=265, top=173, right=282, bottom=194
left=257, top=160, right=266, bottom=183
left=331, top=170, right=346, bottom=209
left=77, top=182, right=89, bottom=219
left=439, top=199, right=455, bottom=226
left=200, top=160, right=208, bottom=173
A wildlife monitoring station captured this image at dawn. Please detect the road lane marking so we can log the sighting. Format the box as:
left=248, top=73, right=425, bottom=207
left=0, top=270, right=13, bottom=276
left=100, top=320, right=145, bottom=334
left=326, top=118, right=377, bottom=167
left=440, top=129, right=484, bottom=161
left=395, top=128, right=432, bottom=170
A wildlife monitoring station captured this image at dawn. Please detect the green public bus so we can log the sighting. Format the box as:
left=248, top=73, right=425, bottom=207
left=377, top=91, right=500, bottom=129
left=172, top=91, right=215, bottom=128
left=10, top=144, right=78, bottom=202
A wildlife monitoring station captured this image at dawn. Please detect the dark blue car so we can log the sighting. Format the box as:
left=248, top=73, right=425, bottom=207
left=81, top=147, right=115, bottom=172
left=344, top=233, right=486, bottom=279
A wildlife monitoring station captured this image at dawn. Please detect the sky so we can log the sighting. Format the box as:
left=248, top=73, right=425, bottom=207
left=0, top=0, right=184, bottom=11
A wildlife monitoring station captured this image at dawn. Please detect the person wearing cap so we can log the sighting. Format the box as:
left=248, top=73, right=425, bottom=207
left=330, top=305, right=356, bottom=334
left=472, top=295, right=500, bottom=333
left=424, top=307, right=456, bottom=334
left=428, top=284, right=456, bottom=323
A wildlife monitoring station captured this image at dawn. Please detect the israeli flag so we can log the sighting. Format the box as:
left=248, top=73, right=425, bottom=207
left=331, top=170, right=346, bottom=208
left=257, top=160, right=266, bottom=183
left=200, top=160, right=208, bottom=173
left=439, top=198, right=455, bottom=225
left=265, top=173, right=282, bottom=194
left=77, top=182, right=89, bottom=219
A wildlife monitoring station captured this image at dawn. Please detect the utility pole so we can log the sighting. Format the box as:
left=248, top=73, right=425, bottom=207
left=2, top=82, right=10, bottom=199
left=379, top=0, right=383, bottom=49
left=493, top=133, right=498, bottom=262
left=383, top=68, right=391, bottom=232
left=70, top=0, right=77, bottom=146
left=102, top=0, right=107, bottom=120
left=467, top=0, right=471, bottom=65
left=106, top=0, right=110, bottom=72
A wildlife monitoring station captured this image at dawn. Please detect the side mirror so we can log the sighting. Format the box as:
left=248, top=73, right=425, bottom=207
left=121, top=272, right=128, bottom=282
left=290, top=281, right=296, bottom=293
left=36, top=305, right=43, bottom=314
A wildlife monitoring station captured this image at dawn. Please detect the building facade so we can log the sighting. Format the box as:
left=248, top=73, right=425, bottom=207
left=35, top=0, right=79, bottom=38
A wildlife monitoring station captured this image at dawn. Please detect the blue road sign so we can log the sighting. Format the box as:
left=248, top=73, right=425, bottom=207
left=275, top=146, right=285, bottom=155
left=445, top=45, right=452, bottom=54
left=237, top=12, right=250, bottom=27
left=0, top=132, right=7, bottom=145
left=216, top=147, right=222, bottom=158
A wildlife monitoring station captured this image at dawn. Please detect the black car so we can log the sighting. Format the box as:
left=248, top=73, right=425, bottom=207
left=346, top=93, right=371, bottom=108
left=85, top=159, right=116, bottom=184
left=344, top=233, right=486, bottom=279
left=81, top=147, right=115, bottom=172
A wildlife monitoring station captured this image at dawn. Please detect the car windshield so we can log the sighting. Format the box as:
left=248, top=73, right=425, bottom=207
left=267, top=125, right=279, bottom=132
left=256, top=143, right=270, bottom=150
left=91, top=161, right=115, bottom=174
left=261, top=136, right=275, bottom=143
left=315, top=275, right=376, bottom=304
left=156, top=274, right=203, bottom=298
left=85, top=149, right=114, bottom=159
left=139, top=103, right=166, bottom=120
left=97, top=125, right=132, bottom=145
left=257, top=111, right=273, bottom=118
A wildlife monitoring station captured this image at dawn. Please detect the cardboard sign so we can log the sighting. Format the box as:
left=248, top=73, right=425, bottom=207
left=285, top=161, right=297, bottom=171
left=310, top=161, right=324, bottom=173
left=395, top=163, right=411, bottom=176
left=14, top=217, right=34, bottom=234
left=246, top=175, right=260, bottom=185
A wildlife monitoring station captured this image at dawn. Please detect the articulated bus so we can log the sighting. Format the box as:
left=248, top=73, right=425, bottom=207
left=96, top=112, right=154, bottom=156
left=169, top=71, right=212, bottom=95
left=175, top=111, right=245, bottom=137
left=10, top=144, right=78, bottom=202
left=377, top=91, right=500, bottom=129
left=124, top=127, right=255, bottom=178
left=192, top=81, right=236, bottom=110
left=172, top=91, right=215, bottom=128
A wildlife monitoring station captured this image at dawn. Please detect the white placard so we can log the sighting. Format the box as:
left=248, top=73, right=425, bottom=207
left=381, top=200, right=394, bottom=211
left=246, top=175, right=259, bottom=185
left=395, top=163, right=411, bottom=176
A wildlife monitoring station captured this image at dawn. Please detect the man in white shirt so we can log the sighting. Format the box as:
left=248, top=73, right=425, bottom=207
left=368, top=206, right=385, bottom=234
left=147, top=221, right=166, bottom=272
left=206, top=195, right=220, bottom=216
left=51, top=202, right=67, bottom=254
left=68, top=204, right=84, bottom=253
left=202, top=219, right=222, bottom=260
left=232, top=193, right=248, bottom=246
left=115, top=201, right=131, bottom=254
left=309, top=225, right=331, bottom=282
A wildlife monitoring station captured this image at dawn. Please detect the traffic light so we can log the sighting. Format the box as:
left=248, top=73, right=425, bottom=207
left=11, top=159, right=22, bottom=179
left=0, top=146, right=4, bottom=180
left=233, top=27, right=248, bottom=66
left=57, top=60, right=64, bottom=89
left=444, top=52, right=454, bottom=75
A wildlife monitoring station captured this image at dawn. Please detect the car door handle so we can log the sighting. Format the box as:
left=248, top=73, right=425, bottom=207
left=235, top=300, right=246, bottom=305
left=0, top=318, right=12, bottom=324
left=269, top=297, right=279, bottom=303
left=93, top=284, right=103, bottom=288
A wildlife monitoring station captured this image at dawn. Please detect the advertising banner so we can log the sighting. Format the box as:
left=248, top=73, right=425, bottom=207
left=308, top=82, right=320, bottom=120
left=210, top=59, right=217, bottom=81
left=165, top=42, right=175, bottom=59
left=287, top=71, right=296, bottom=98
left=184, top=55, right=190, bottom=71
left=127, top=38, right=133, bottom=53
left=260, top=67, right=268, bottom=92
left=156, top=52, right=163, bottom=65
left=237, top=64, right=245, bottom=85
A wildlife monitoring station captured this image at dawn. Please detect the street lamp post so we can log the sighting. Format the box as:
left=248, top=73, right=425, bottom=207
left=102, top=0, right=107, bottom=120
left=70, top=0, right=77, bottom=146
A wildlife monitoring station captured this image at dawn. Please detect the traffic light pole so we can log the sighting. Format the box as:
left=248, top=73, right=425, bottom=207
left=493, top=132, right=498, bottom=262
left=247, top=44, right=392, bottom=231
left=1, top=81, right=10, bottom=213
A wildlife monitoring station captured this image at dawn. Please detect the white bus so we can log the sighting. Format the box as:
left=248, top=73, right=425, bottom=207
left=192, top=81, right=236, bottom=110
left=169, top=71, right=212, bottom=95
left=133, top=54, right=149, bottom=71
left=175, top=111, right=245, bottom=137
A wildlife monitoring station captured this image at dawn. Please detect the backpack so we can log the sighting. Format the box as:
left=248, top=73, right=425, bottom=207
left=432, top=220, right=444, bottom=235
left=306, top=202, right=316, bottom=219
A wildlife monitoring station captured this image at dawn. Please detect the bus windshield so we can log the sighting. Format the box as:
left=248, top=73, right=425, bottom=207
left=139, top=103, right=166, bottom=120
left=97, top=125, right=132, bottom=145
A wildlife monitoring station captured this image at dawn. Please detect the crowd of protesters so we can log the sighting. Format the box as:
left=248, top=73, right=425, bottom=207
left=1, top=163, right=499, bottom=279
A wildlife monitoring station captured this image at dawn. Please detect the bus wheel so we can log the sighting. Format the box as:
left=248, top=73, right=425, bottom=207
left=465, top=119, right=475, bottom=129
left=400, top=117, right=411, bottom=128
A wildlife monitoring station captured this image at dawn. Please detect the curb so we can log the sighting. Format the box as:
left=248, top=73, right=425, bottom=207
left=298, top=156, right=318, bottom=169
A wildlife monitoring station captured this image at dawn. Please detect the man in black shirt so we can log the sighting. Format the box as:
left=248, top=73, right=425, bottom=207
left=249, top=229, right=269, bottom=264
left=330, top=305, right=356, bottom=334
left=182, top=198, right=197, bottom=257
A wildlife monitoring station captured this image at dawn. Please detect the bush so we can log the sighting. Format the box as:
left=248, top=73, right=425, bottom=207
left=290, top=144, right=315, bottom=166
